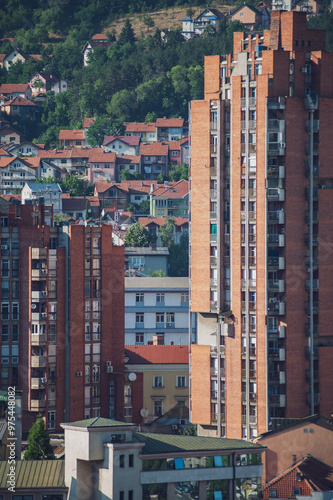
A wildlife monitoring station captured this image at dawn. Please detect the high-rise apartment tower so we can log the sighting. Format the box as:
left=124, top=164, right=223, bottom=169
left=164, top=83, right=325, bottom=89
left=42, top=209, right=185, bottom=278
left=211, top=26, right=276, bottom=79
left=190, top=11, right=333, bottom=440
left=0, top=200, right=124, bottom=432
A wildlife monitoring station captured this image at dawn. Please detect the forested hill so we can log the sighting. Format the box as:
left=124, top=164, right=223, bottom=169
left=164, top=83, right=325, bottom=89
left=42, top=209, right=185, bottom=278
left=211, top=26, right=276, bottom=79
left=0, top=0, right=332, bottom=148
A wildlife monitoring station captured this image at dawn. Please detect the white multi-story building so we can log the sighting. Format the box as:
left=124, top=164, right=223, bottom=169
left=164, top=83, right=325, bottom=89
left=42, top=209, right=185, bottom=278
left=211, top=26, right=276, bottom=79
left=125, top=277, right=195, bottom=346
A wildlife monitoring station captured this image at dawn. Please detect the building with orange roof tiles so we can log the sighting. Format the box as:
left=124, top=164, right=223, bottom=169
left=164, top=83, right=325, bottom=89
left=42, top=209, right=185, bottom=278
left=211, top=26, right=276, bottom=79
left=58, top=129, right=86, bottom=149
left=155, top=117, right=185, bottom=141
left=124, top=122, right=157, bottom=142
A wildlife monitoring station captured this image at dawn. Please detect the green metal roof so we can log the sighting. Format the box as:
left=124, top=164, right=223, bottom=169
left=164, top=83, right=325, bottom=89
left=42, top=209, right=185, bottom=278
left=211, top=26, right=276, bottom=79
left=63, top=417, right=135, bottom=428
left=0, top=390, right=7, bottom=402
left=0, top=460, right=65, bottom=489
left=134, top=432, right=265, bottom=456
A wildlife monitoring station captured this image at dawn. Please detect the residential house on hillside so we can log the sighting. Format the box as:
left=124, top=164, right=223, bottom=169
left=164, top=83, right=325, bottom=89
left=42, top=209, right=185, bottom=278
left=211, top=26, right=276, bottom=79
left=255, top=414, right=333, bottom=483
left=0, top=83, right=32, bottom=100
left=0, top=156, right=37, bottom=194
left=58, top=129, right=86, bottom=149
left=150, top=179, right=189, bottom=217
left=23, top=157, right=42, bottom=179
left=83, top=117, right=95, bottom=129
left=180, top=137, right=190, bottom=165
left=294, top=0, right=321, bottom=15
left=262, top=455, right=333, bottom=499
left=116, top=154, right=142, bottom=181
left=124, top=344, right=189, bottom=426
left=138, top=216, right=189, bottom=245
left=21, top=182, right=62, bottom=224
left=125, top=247, right=169, bottom=276
left=0, top=127, right=24, bottom=145
left=124, top=122, right=157, bottom=142
left=0, top=49, right=41, bottom=71
left=125, top=276, right=193, bottom=347
left=229, top=4, right=264, bottom=29
left=101, top=209, right=135, bottom=228
left=62, top=195, right=87, bottom=220
left=103, top=136, right=140, bottom=155
left=40, top=159, right=63, bottom=181
left=37, top=148, right=90, bottom=176
left=181, top=8, right=225, bottom=40
left=82, top=33, right=113, bottom=66
left=166, top=140, right=181, bottom=167
left=8, top=141, right=43, bottom=156
left=94, top=180, right=156, bottom=211
left=87, top=149, right=116, bottom=183
left=2, top=96, right=37, bottom=120
left=140, top=142, right=169, bottom=180
left=155, top=117, right=184, bottom=141
left=28, top=71, right=69, bottom=95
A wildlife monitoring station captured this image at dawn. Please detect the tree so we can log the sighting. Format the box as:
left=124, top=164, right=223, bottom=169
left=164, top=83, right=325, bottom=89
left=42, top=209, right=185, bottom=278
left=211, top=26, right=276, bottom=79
left=86, top=115, right=125, bottom=147
left=160, top=218, right=175, bottom=248
left=124, top=223, right=151, bottom=247
left=168, top=235, right=189, bottom=277
left=142, top=13, right=155, bottom=32
left=148, top=269, right=166, bottom=277
left=53, top=213, right=70, bottom=224
left=23, top=414, right=55, bottom=460
left=140, top=199, right=150, bottom=214
left=118, top=19, right=136, bottom=45
left=60, top=176, right=86, bottom=196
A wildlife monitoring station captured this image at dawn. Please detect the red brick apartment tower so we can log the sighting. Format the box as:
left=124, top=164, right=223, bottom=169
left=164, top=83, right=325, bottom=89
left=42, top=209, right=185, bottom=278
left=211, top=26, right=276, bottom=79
left=190, top=11, right=333, bottom=440
left=0, top=201, right=124, bottom=432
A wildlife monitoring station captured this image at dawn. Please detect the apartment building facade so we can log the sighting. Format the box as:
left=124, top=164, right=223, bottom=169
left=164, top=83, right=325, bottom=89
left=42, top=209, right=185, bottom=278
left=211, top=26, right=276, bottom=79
left=125, top=277, right=195, bottom=346
left=190, top=11, right=333, bottom=440
left=0, top=200, right=124, bottom=432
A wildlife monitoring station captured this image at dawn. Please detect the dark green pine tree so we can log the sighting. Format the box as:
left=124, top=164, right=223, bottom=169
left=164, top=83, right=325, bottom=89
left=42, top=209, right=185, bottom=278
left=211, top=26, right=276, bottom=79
left=23, top=414, right=55, bottom=460
left=118, top=19, right=136, bottom=45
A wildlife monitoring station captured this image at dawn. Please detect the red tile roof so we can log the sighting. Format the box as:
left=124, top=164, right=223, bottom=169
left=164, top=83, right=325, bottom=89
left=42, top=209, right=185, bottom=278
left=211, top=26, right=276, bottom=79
left=0, top=55, right=6, bottom=63
left=124, top=122, right=156, bottom=133
left=83, top=117, right=95, bottom=128
left=23, top=157, right=41, bottom=169
left=1, top=194, right=21, bottom=202
left=0, top=157, right=28, bottom=168
left=88, top=148, right=116, bottom=163
left=3, top=96, right=36, bottom=107
left=0, top=127, right=24, bottom=137
left=0, top=84, right=30, bottom=94
left=262, top=456, right=333, bottom=499
left=37, top=148, right=90, bottom=159
left=138, top=216, right=189, bottom=227
left=94, top=180, right=157, bottom=195
left=30, top=54, right=42, bottom=61
left=125, top=345, right=189, bottom=364
left=103, top=136, right=141, bottom=147
left=0, top=148, right=12, bottom=157
left=156, top=118, right=184, bottom=128
left=166, top=140, right=181, bottom=151
left=152, top=179, right=189, bottom=198
left=58, top=129, right=85, bottom=141
left=116, top=155, right=141, bottom=164
left=92, top=33, right=108, bottom=40
left=86, top=196, right=100, bottom=207
left=180, top=137, right=189, bottom=146
left=140, top=142, right=168, bottom=156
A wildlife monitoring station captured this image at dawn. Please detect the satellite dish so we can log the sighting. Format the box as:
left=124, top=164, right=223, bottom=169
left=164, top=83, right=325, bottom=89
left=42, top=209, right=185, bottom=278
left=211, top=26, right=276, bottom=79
left=128, top=372, right=137, bottom=382
left=140, top=408, right=149, bottom=418
left=31, top=303, right=37, bottom=309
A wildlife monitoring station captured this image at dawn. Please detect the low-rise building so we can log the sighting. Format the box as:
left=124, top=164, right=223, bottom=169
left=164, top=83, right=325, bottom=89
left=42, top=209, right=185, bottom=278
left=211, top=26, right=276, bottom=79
left=87, top=149, right=117, bottom=182
left=7, top=141, right=43, bottom=156
left=22, top=182, right=62, bottom=224
left=138, top=216, right=189, bottom=245
left=37, top=148, right=90, bottom=175
left=125, top=345, right=189, bottom=425
left=28, top=71, right=69, bottom=95
left=116, top=154, right=142, bottom=181
left=155, top=117, right=184, bottom=141
left=125, top=277, right=193, bottom=346
left=61, top=417, right=265, bottom=500
left=181, top=8, right=225, bottom=39
left=0, top=126, right=24, bottom=145
left=229, top=4, right=264, bottom=29
left=2, top=96, right=37, bottom=120
left=82, top=33, right=113, bottom=66
left=103, top=135, right=140, bottom=155
left=151, top=179, right=189, bottom=217
left=140, top=142, right=169, bottom=180
left=58, top=129, right=86, bottom=149
left=124, top=122, right=157, bottom=142
left=125, top=247, right=169, bottom=276
left=0, top=83, right=32, bottom=100
left=0, top=157, right=37, bottom=194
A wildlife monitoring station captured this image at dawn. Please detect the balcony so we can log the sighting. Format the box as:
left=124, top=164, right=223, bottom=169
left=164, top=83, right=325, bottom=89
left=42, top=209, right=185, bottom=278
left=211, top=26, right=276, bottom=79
left=241, top=301, right=256, bottom=312
left=267, top=300, right=285, bottom=315
left=305, top=302, right=319, bottom=314
left=210, top=121, right=218, bottom=131
left=31, top=312, right=47, bottom=321
left=268, top=394, right=285, bottom=406
left=267, top=188, right=285, bottom=201
left=30, top=399, right=46, bottom=411
left=210, top=256, right=217, bottom=266
left=241, top=278, right=256, bottom=289
left=210, top=189, right=217, bottom=199
left=31, top=291, right=47, bottom=301
left=31, top=377, right=46, bottom=390
left=31, top=268, right=47, bottom=279
left=268, top=210, right=285, bottom=224
left=268, top=97, right=286, bottom=109
left=31, top=355, right=47, bottom=368
left=31, top=248, right=47, bottom=259
left=31, top=333, right=46, bottom=346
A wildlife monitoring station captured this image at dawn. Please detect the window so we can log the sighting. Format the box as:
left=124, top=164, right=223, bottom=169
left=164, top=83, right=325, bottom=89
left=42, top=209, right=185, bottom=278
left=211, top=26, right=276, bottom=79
left=156, top=312, right=164, bottom=324
left=154, top=400, right=163, bottom=416
left=48, top=410, right=56, bottom=430
left=166, top=312, right=175, bottom=327
left=153, top=375, right=163, bottom=388
left=292, top=488, right=301, bottom=496
left=136, top=313, right=144, bottom=325
left=120, top=454, right=125, bottom=468
left=1, top=303, right=9, bottom=320
left=93, top=364, right=100, bottom=383
left=136, top=292, right=144, bottom=303
left=1, top=324, right=9, bottom=343
left=156, top=293, right=165, bottom=304
left=176, top=376, right=186, bottom=388
left=129, top=454, right=134, bottom=467
left=181, top=292, right=189, bottom=303
left=1, top=260, right=9, bottom=277
left=93, top=386, right=100, bottom=404
left=171, top=151, right=178, bottom=156
left=0, top=216, right=8, bottom=227
left=119, top=492, right=124, bottom=500
left=135, top=333, right=144, bottom=344
left=12, top=324, right=18, bottom=343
